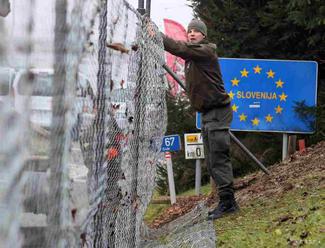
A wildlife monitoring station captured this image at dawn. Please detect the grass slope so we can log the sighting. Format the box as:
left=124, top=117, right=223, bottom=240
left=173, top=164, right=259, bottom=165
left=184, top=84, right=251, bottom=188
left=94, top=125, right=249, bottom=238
left=145, top=141, right=325, bottom=247
left=215, top=184, right=324, bottom=247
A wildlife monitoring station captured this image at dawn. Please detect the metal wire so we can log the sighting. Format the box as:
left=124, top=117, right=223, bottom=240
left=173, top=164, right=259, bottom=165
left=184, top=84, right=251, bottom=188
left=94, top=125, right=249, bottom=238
left=0, top=0, right=215, bottom=247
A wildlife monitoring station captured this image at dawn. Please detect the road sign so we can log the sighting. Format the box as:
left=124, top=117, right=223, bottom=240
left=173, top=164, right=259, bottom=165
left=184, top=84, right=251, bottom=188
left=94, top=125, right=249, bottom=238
left=196, top=112, right=201, bottom=130
left=161, top=135, right=181, bottom=152
left=184, top=133, right=205, bottom=159
left=222, top=58, right=318, bottom=133
left=196, top=59, right=318, bottom=133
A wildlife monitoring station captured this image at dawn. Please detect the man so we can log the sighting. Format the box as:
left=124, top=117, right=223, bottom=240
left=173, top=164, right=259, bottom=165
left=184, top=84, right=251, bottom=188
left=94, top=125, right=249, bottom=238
left=160, top=19, right=239, bottom=220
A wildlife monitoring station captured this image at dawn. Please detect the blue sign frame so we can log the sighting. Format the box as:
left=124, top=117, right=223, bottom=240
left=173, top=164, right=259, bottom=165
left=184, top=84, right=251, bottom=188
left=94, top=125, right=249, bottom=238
left=196, top=112, right=201, bottom=130
left=161, top=135, right=181, bottom=152
left=197, top=58, right=318, bottom=133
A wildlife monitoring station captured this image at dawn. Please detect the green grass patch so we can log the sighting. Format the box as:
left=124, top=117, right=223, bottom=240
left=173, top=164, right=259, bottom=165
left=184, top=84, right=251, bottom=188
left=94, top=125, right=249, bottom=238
left=144, top=203, right=169, bottom=223
left=214, top=187, right=325, bottom=247
left=144, top=189, right=170, bottom=223
left=178, top=183, right=212, bottom=196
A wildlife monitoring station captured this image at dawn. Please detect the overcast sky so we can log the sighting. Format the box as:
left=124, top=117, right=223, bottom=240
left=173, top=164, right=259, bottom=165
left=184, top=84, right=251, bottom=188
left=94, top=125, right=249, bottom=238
left=128, top=0, right=194, bottom=30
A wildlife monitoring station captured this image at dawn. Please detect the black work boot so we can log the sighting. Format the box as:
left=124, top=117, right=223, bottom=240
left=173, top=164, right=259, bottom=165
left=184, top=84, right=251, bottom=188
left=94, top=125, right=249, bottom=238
left=207, top=195, right=239, bottom=220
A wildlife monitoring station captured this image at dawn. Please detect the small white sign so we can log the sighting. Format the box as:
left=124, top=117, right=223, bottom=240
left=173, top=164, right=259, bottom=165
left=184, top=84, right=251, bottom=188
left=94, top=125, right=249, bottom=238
left=184, top=133, right=205, bottom=159
left=249, top=102, right=261, bottom=108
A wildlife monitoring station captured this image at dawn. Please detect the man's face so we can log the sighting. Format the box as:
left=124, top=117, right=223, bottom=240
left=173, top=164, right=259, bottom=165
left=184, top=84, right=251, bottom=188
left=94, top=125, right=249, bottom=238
left=187, top=28, right=205, bottom=43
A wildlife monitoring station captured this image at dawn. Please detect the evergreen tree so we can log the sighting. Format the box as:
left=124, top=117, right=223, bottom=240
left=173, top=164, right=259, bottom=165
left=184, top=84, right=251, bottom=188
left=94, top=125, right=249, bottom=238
left=188, top=0, right=325, bottom=60
left=188, top=0, right=324, bottom=150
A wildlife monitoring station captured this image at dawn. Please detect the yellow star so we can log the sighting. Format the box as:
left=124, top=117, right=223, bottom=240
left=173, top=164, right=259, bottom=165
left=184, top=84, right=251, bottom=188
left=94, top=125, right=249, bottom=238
left=265, top=114, right=273, bottom=123
left=239, top=113, right=247, bottom=121
left=251, top=118, right=260, bottom=126
left=232, top=104, right=239, bottom=112
left=253, top=65, right=262, bottom=74
left=275, top=105, right=283, bottom=114
left=267, top=69, right=275, bottom=78
left=275, top=79, right=284, bottom=88
left=279, top=92, right=288, bottom=101
left=231, top=78, right=240, bottom=86
left=228, top=91, right=235, bottom=99
left=240, top=68, right=249, bottom=77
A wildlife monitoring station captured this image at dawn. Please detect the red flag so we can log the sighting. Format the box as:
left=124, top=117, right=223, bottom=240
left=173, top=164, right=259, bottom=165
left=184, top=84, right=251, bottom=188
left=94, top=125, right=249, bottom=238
left=163, top=19, right=187, bottom=96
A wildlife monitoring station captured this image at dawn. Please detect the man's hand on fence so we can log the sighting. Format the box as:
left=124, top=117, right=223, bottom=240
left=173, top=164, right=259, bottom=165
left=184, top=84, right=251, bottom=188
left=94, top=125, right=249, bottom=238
left=106, top=43, right=129, bottom=54
left=146, top=20, right=156, bottom=38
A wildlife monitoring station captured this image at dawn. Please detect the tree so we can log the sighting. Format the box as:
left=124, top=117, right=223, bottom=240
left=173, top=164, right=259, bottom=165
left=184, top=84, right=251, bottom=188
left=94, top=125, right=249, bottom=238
left=188, top=0, right=325, bottom=60
left=188, top=0, right=325, bottom=156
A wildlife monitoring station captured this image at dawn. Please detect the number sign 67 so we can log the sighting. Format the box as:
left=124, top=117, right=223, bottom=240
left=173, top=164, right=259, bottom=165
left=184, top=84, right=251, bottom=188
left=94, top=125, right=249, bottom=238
left=161, top=135, right=181, bottom=152
left=164, top=137, right=175, bottom=147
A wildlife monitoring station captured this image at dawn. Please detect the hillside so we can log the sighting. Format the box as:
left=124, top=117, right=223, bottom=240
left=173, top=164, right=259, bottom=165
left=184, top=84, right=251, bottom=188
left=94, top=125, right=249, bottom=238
left=144, top=141, right=325, bottom=246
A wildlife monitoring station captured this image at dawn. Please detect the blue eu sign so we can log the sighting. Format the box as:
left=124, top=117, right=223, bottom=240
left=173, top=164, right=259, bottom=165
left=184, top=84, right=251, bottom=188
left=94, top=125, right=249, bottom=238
left=161, top=135, right=181, bottom=152
left=197, top=59, right=318, bottom=133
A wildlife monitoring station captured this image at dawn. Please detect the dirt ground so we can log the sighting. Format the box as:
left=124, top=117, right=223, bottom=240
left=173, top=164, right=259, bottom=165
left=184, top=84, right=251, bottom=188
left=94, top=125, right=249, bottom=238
left=149, top=140, right=325, bottom=229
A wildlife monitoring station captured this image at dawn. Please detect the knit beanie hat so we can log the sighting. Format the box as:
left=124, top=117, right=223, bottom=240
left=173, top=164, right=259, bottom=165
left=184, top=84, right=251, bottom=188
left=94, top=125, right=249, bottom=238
left=187, top=19, right=207, bottom=37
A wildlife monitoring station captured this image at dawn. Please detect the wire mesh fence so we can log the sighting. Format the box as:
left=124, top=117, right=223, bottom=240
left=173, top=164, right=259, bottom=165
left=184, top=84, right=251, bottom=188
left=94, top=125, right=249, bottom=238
left=0, top=0, right=168, bottom=247
left=0, top=0, right=216, bottom=247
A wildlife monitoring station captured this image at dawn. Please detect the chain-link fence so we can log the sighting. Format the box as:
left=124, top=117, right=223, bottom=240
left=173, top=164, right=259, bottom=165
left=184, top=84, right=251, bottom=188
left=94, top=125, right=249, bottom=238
left=0, top=0, right=167, bottom=246
left=0, top=0, right=216, bottom=247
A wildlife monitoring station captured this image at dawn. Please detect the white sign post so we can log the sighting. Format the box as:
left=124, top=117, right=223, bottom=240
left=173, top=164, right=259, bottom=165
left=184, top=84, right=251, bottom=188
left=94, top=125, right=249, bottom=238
left=161, top=135, right=181, bottom=204
left=184, top=133, right=205, bottom=195
left=165, top=152, right=176, bottom=204
left=282, top=133, right=288, bottom=161
left=195, top=159, right=201, bottom=195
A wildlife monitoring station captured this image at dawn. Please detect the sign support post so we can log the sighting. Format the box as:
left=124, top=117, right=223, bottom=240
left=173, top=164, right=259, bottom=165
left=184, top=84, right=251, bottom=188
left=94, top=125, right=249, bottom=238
left=195, top=159, right=201, bottom=195
left=161, top=135, right=181, bottom=204
left=165, top=152, right=176, bottom=204
left=282, top=133, right=288, bottom=161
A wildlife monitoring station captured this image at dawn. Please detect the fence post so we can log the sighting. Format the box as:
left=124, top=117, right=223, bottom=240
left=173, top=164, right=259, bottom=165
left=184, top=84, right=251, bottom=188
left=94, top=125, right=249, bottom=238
left=47, top=0, right=75, bottom=246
